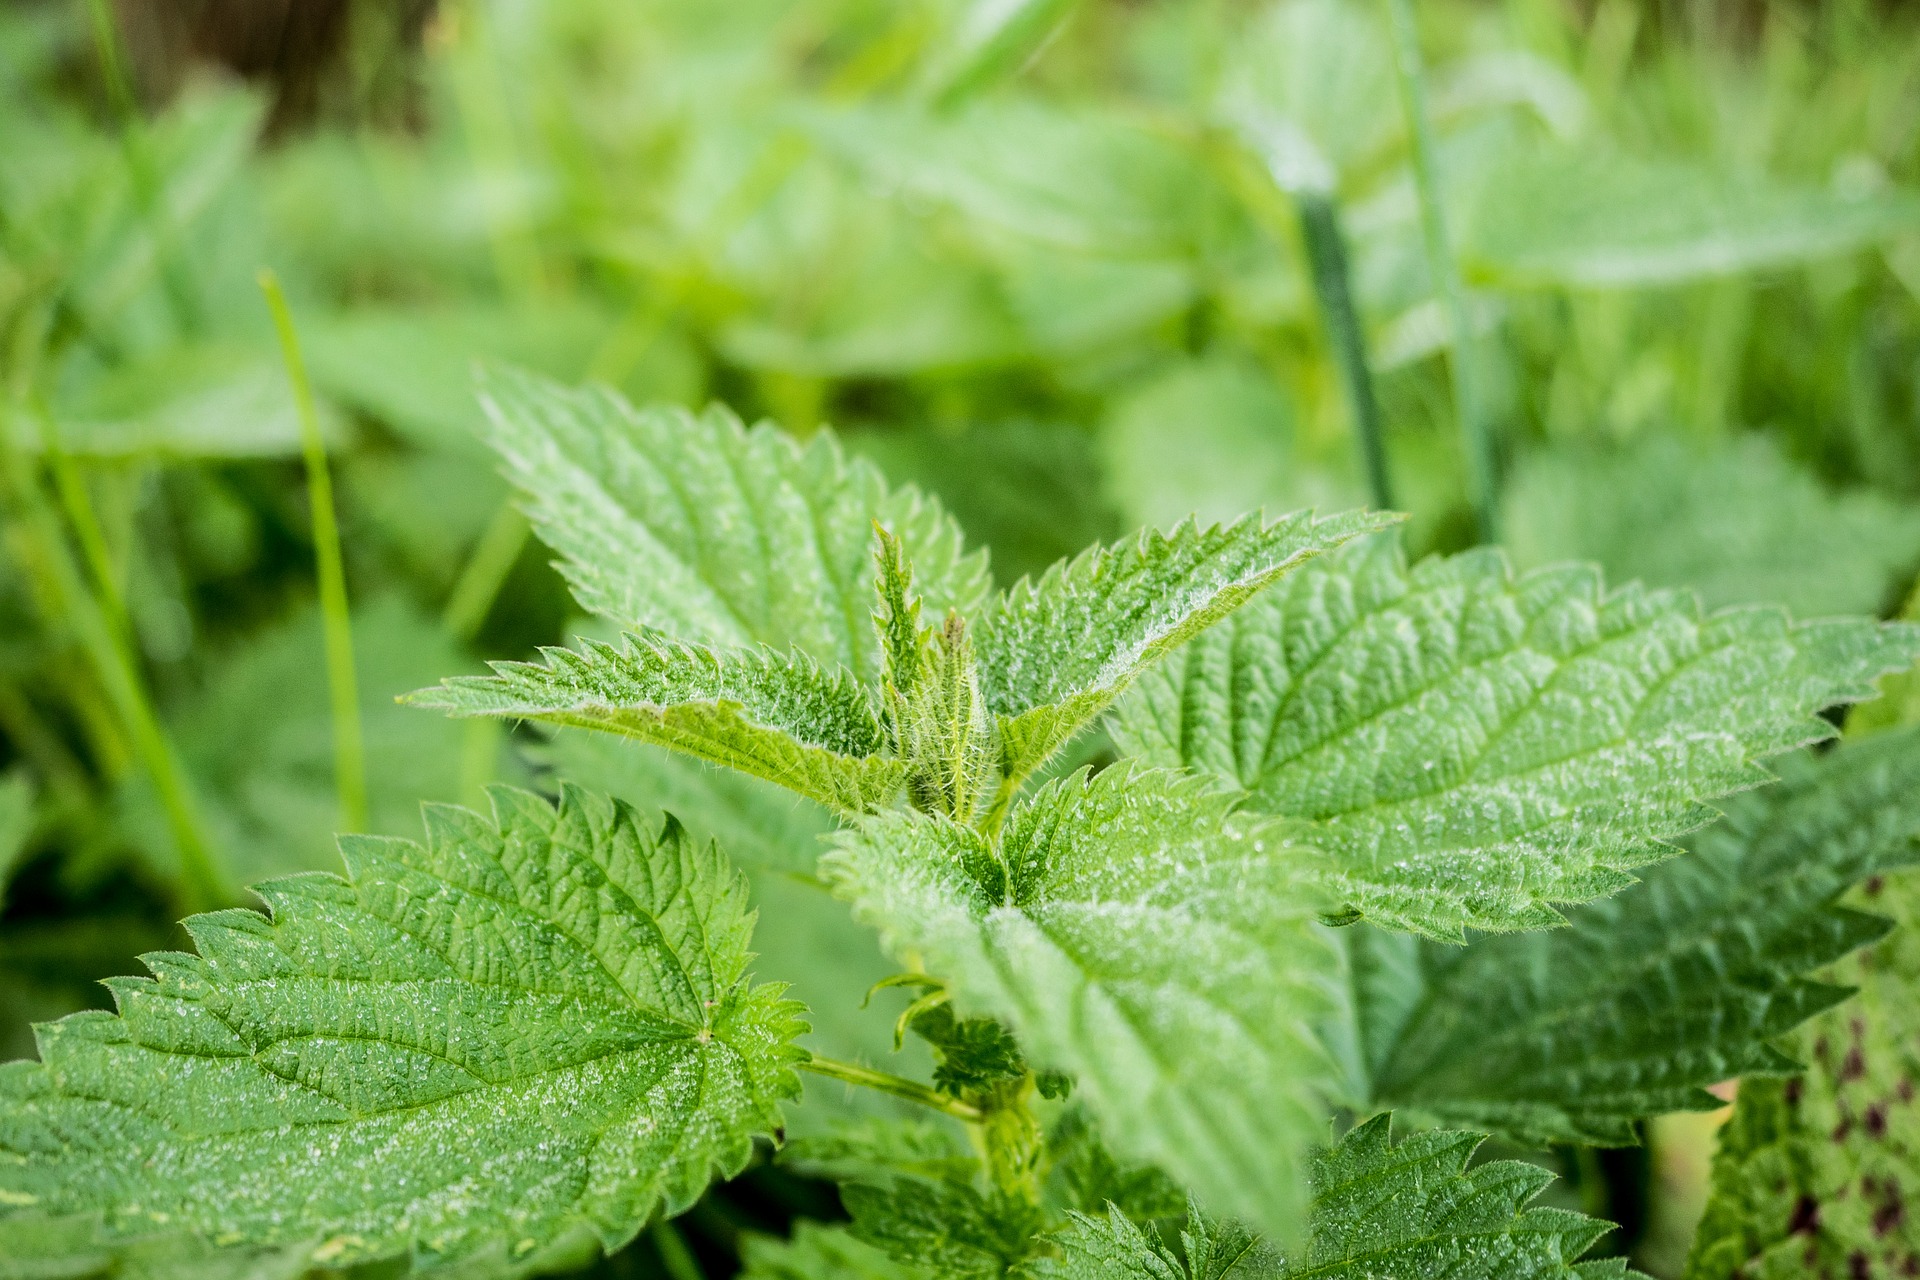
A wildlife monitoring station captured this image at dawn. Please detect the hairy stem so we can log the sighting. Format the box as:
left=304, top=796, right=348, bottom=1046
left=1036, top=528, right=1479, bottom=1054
left=798, top=1055, right=983, bottom=1121
left=1297, top=192, right=1394, bottom=510
left=260, top=270, right=367, bottom=834
left=1384, top=0, right=1495, bottom=541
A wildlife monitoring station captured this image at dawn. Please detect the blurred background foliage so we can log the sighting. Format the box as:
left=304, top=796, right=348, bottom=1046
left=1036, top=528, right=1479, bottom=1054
left=7, top=0, right=1920, bottom=1274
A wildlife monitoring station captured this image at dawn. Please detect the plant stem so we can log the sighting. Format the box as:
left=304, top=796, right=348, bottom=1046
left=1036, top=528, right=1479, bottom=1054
left=648, top=1220, right=703, bottom=1280
left=441, top=500, right=528, bottom=641
left=0, top=417, right=228, bottom=910
left=259, top=270, right=368, bottom=834
left=798, top=1055, right=983, bottom=1121
left=1296, top=192, right=1394, bottom=510
left=32, top=407, right=131, bottom=640
left=1384, top=0, right=1495, bottom=541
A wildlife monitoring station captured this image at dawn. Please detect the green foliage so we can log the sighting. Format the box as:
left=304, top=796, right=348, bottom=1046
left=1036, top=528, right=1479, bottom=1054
left=824, top=764, right=1337, bottom=1238
left=977, top=512, right=1396, bottom=788
left=121, top=598, right=501, bottom=884
left=1688, top=864, right=1920, bottom=1276
left=0, top=785, right=805, bottom=1269
left=1330, top=726, right=1920, bottom=1144
left=1503, top=433, right=1920, bottom=617
left=1286, top=1116, right=1638, bottom=1279
left=1028, top=1202, right=1265, bottom=1280
left=413, top=633, right=904, bottom=813
left=1114, top=535, right=1920, bottom=939
left=739, top=1220, right=920, bottom=1280
left=474, top=367, right=991, bottom=686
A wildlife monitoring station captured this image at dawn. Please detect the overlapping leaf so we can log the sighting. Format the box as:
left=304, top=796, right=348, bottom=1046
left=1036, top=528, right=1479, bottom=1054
left=823, top=765, right=1339, bottom=1237
left=1688, top=846, right=1920, bottom=1274
left=0, top=785, right=805, bottom=1271
left=475, top=367, right=990, bottom=684
left=412, top=633, right=904, bottom=813
left=1114, top=537, right=1920, bottom=939
left=1286, top=1116, right=1637, bottom=1279
left=1329, top=727, right=1920, bottom=1145
left=1034, top=1116, right=1634, bottom=1279
left=740, top=1220, right=923, bottom=1280
left=975, top=511, right=1395, bottom=784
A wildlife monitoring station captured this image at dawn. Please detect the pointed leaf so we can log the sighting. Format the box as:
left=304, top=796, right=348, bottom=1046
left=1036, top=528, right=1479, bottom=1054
left=1289, top=1115, right=1637, bottom=1279
left=976, top=511, right=1395, bottom=784
left=476, top=366, right=990, bottom=684
left=0, top=786, right=806, bottom=1270
left=1688, top=817, right=1920, bottom=1275
left=823, top=766, right=1338, bottom=1238
left=412, top=634, right=905, bottom=813
left=1334, top=726, right=1920, bottom=1145
left=1114, top=537, right=1920, bottom=939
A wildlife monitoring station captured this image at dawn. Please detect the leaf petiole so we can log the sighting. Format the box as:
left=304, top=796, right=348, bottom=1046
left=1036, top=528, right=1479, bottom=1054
left=797, top=1055, right=983, bottom=1122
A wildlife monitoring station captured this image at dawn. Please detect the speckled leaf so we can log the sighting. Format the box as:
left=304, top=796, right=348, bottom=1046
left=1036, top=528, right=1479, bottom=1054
left=1285, top=1115, right=1638, bottom=1279
left=823, top=765, right=1339, bottom=1239
left=411, top=634, right=903, bottom=813
left=975, top=511, right=1395, bottom=786
left=0, top=785, right=806, bottom=1271
left=1334, top=726, right=1920, bottom=1145
left=1688, top=868, right=1920, bottom=1276
left=1113, top=537, right=1920, bottom=939
left=1027, top=1202, right=1267, bottom=1280
left=476, top=366, right=990, bottom=685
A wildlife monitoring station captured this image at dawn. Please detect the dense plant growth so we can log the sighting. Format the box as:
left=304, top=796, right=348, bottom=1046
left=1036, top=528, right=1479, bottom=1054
left=8, top=1, right=1920, bottom=1277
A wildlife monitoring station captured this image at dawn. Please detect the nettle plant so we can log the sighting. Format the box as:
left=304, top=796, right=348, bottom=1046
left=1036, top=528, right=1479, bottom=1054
left=6, top=366, right=1920, bottom=1280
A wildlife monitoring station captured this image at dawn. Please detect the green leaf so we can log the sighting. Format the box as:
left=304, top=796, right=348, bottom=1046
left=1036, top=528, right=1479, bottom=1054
left=1688, top=870, right=1920, bottom=1275
left=977, top=511, right=1395, bottom=785
left=413, top=633, right=905, bottom=813
left=1113, top=536, right=1920, bottom=939
left=0, top=1213, right=315, bottom=1280
left=1461, top=145, right=1920, bottom=288
left=476, top=366, right=990, bottom=684
left=1502, top=433, right=1920, bottom=618
left=0, top=785, right=806, bottom=1270
left=524, top=732, right=908, bottom=1103
left=823, top=765, right=1338, bottom=1237
left=842, top=1176, right=1046, bottom=1280
left=740, top=1220, right=926, bottom=1280
left=1026, top=1202, right=1267, bottom=1280
left=1286, top=1115, right=1637, bottom=1279
left=1333, top=726, right=1920, bottom=1145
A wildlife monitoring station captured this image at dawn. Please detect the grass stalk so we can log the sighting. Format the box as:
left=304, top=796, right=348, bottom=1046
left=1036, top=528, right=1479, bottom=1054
left=0, top=418, right=228, bottom=909
left=259, top=270, right=368, bottom=834
left=1384, top=0, right=1496, bottom=540
left=648, top=1220, right=704, bottom=1280
left=442, top=500, right=529, bottom=641
left=1297, top=192, right=1394, bottom=510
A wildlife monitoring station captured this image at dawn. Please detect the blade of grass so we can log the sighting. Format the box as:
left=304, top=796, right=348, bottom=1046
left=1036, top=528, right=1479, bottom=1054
left=0, top=417, right=228, bottom=909
left=1384, top=0, right=1495, bottom=541
left=649, top=1220, right=704, bottom=1280
left=1298, top=193, right=1394, bottom=510
left=259, top=269, right=367, bottom=834
left=441, top=498, right=528, bottom=641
